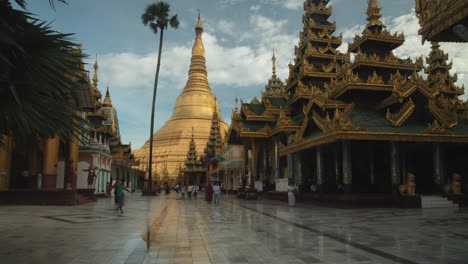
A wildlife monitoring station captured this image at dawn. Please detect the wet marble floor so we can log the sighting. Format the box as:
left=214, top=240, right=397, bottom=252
left=0, top=193, right=467, bottom=264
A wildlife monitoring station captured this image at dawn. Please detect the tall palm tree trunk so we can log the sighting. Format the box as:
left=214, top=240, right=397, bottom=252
left=148, top=28, right=164, bottom=191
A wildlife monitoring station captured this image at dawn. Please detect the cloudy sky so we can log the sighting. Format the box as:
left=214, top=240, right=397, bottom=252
left=21, top=0, right=468, bottom=149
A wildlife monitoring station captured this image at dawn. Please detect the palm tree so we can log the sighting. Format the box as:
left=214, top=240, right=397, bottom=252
left=141, top=2, right=179, bottom=192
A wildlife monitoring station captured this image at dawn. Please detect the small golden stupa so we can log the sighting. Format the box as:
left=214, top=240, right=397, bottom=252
left=133, top=15, right=229, bottom=182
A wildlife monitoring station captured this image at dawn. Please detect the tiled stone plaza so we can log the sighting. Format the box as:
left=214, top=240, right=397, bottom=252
left=0, top=194, right=467, bottom=264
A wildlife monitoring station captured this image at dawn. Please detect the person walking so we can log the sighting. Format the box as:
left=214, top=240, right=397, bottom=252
left=193, top=184, right=199, bottom=200
left=115, top=180, right=131, bottom=215
left=288, top=184, right=296, bottom=207
left=213, top=183, right=221, bottom=204
left=187, top=185, right=193, bottom=199
left=205, top=183, right=213, bottom=203
left=180, top=185, right=186, bottom=199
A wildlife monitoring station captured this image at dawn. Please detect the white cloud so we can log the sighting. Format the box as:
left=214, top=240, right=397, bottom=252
left=250, top=5, right=261, bottom=11
left=282, top=0, right=303, bottom=10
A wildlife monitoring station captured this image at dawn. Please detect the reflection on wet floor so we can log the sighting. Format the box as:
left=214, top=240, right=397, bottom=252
left=0, top=192, right=467, bottom=264
left=141, top=194, right=468, bottom=264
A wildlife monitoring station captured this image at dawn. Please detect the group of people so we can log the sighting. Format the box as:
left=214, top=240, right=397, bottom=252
left=172, top=182, right=223, bottom=204
left=174, top=184, right=200, bottom=200
left=204, top=182, right=222, bottom=204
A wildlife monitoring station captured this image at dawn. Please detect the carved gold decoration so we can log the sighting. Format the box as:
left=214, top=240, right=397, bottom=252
left=313, top=106, right=360, bottom=134
left=428, top=95, right=458, bottom=128
left=277, top=110, right=297, bottom=128
left=424, top=120, right=448, bottom=134
left=250, top=97, right=261, bottom=104
left=318, top=43, right=338, bottom=55
left=367, top=71, right=384, bottom=84
left=322, top=61, right=336, bottom=73
left=386, top=98, right=415, bottom=127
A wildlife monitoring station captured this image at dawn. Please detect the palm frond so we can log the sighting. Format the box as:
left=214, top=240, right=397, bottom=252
left=141, top=1, right=178, bottom=33
left=169, top=15, right=179, bottom=29
left=0, top=2, right=88, bottom=151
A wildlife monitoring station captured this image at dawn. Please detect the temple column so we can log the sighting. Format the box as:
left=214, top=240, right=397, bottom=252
left=251, top=139, right=257, bottom=182
left=274, top=137, right=280, bottom=180
left=369, top=148, right=375, bottom=186
left=0, top=136, right=12, bottom=190
left=434, top=143, right=445, bottom=193
left=42, top=136, right=59, bottom=189
left=295, top=152, right=303, bottom=190
left=390, top=141, right=401, bottom=194
left=316, top=146, right=324, bottom=193
left=287, top=152, right=293, bottom=184
left=342, top=140, right=352, bottom=194
left=242, top=143, right=248, bottom=187
left=333, top=143, right=341, bottom=189
left=263, top=143, right=268, bottom=183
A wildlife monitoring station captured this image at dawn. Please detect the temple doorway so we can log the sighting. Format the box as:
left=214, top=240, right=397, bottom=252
left=403, top=142, right=434, bottom=194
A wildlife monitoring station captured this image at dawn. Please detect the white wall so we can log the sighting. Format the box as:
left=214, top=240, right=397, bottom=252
left=77, top=161, right=90, bottom=189
left=56, top=161, right=65, bottom=188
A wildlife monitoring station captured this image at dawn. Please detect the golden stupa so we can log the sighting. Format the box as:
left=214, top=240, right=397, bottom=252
left=134, top=15, right=229, bottom=181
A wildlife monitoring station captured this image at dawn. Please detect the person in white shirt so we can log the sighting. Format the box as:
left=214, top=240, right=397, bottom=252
left=180, top=185, right=186, bottom=199
left=213, top=183, right=221, bottom=204
left=192, top=184, right=199, bottom=200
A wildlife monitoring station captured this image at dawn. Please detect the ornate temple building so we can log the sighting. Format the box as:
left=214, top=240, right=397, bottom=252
left=231, top=0, right=468, bottom=206
left=133, top=16, right=229, bottom=186
left=77, top=57, right=139, bottom=194
left=415, top=0, right=468, bottom=43
left=0, top=46, right=139, bottom=204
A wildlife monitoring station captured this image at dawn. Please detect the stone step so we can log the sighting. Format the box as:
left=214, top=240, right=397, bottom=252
left=421, top=196, right=459, bottom=208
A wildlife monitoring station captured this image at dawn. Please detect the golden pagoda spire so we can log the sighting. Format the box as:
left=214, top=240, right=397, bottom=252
left=102, top=85, right=112, bottom=107
left=366, top=0, right=386, bottom=28
left=180, top=13, right=211, bottom=94
left=92, top=54, right=98, bottom=88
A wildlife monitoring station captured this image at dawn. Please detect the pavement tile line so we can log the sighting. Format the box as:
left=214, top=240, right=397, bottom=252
left=229, top=201, right=421, bottom=264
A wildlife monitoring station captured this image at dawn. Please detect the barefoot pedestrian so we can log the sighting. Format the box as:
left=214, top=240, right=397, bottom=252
left=115, top=180, right=130, bottom=215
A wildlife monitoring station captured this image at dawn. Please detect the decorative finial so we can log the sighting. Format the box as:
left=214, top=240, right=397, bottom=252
left=366, top=0, right=385, bottom=28
left=272, top=47, right=277, bottom=79
left=234, top=97, right=239, bottom=111
left=195, top=9, right=203, bottom=32
left=92, top=54, right=99, bottom=88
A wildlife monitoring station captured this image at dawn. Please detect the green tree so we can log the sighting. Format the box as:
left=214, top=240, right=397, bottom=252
left=141, top=2, right=179, bottom=191
left=0, top=0, right=86, bottom=150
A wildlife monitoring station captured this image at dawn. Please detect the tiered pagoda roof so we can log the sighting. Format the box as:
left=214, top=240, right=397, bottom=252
left=286, top=0, right=348, bottom=106
left=185, top=128, right=201, bottom=168
left=205, top=106, right=224, bottom=155
left=279, top=0, right=468, bottom=156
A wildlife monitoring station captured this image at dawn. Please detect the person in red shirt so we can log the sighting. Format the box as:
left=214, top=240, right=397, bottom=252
left=205, top=183, right=213, bottom=203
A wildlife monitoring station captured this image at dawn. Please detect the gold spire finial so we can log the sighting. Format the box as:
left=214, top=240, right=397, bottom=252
left=192, top=14, right=205, bottom=57
left=366, top=0, right=385, bottom=28
left=195, top=9, right=203, bottom=32
left=92, top=54, right=98, bottom=88
left=272, top=49, right=277, bottom=79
